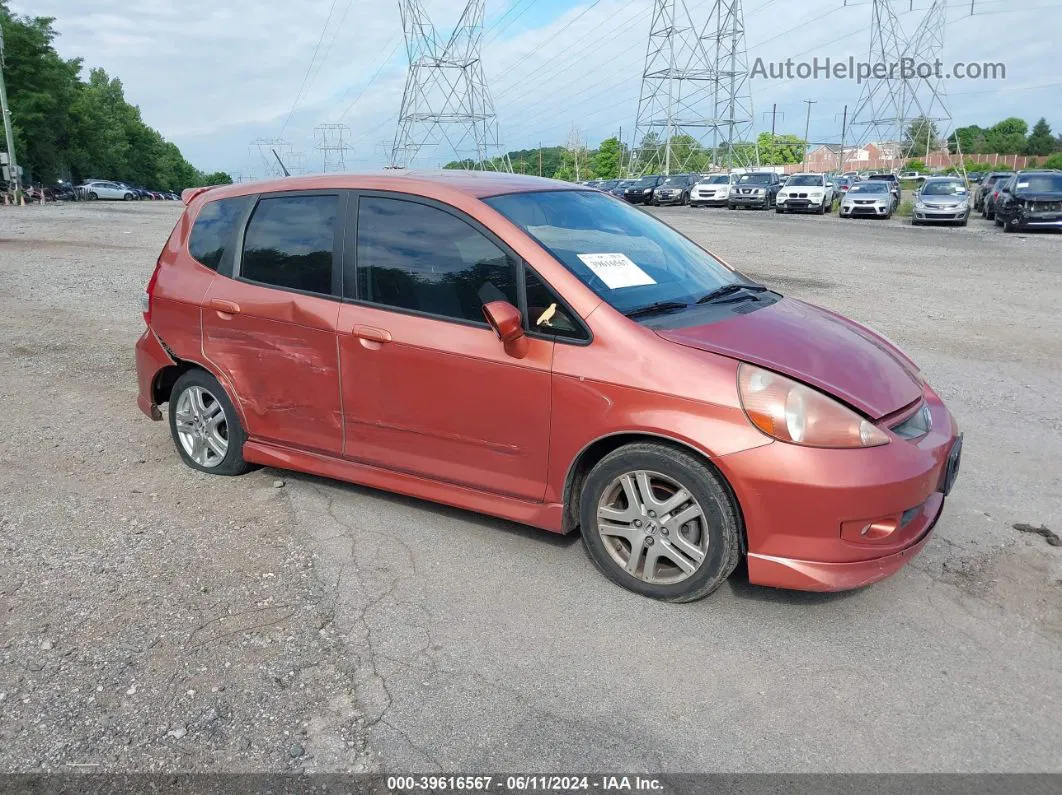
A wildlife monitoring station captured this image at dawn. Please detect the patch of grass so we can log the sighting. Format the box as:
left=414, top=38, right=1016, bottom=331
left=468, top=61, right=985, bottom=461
left=899, top=180, right=922, bottom=192
left=897, top=199, right=914, bottom=218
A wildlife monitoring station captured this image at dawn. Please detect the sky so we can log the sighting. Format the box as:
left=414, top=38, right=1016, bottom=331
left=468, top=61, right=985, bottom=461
left=12, top=0, right=1062, bottom=176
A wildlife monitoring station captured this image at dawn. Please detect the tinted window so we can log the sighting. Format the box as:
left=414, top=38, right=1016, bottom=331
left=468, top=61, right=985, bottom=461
left=189, top=196, right=251, bottom=271
left=1016, top=174, right=1062, bottom=193
left=738, top=174, right=772, bottom=184
left=525, top=269, right=586, bottom=341
left=356, top=197, right=518, bottom=323
left=241, top=195, right=336, bottom=295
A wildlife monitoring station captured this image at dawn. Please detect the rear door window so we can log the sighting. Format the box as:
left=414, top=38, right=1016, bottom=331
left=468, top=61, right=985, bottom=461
left=240, top=195, right=338, bottom=296
left=189, top=196, right=252, bottom=272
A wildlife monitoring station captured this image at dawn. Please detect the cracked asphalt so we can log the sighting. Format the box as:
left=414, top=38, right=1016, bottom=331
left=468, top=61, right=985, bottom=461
left=1, top=201, right=1060, bottom=774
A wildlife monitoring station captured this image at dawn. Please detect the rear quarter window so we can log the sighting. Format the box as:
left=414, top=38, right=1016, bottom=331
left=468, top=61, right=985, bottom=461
left=189, top=196, right=252, bottom=271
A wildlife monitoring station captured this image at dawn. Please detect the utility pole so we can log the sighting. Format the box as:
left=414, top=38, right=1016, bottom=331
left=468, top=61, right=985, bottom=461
left=538, top=143, right=542, bottom=177
left=0, top=27, right=23, bottom=200
left=836, top=104, right=849, bottom=173
left=801, top=99, right=816, bottom=167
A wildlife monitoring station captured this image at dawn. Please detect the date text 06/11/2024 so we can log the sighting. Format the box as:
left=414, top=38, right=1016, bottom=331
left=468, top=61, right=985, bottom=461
left=385, top=775, right=665, bottom=792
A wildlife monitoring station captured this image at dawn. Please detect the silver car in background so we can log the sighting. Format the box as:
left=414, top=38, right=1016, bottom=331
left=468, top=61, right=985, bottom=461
left=78, top=180, right=137, bottom=201
left=912, top=177, right=971, bottom=226
left=839, top=180, right=896, bottom=219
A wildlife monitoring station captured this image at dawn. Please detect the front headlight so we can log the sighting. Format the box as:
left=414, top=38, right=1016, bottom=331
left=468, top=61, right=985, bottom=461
left=643, top=188, right=652, bottom=194
left=737, top=363, right=890, bottom=448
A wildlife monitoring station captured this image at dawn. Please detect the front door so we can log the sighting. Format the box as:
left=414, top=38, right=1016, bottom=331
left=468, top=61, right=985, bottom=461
left=201, top=191, right=345, bottom=455
left=337, top=194, right=554, bottom=501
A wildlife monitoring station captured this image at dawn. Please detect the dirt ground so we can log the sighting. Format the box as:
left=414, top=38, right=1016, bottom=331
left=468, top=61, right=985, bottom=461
left=0, top=200, right=1059, bottom=775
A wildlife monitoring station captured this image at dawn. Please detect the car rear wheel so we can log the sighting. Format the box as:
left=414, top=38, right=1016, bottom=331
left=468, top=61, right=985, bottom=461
left=123, top=193, right=134, bottom=201
left=168, top=370, right=251, bottom=476
left=87, top=192, right=98, bottom=201
left=579, top=443, right=741, bottom=602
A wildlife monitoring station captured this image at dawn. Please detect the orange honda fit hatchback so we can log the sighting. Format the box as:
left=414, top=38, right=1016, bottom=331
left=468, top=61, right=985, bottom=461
left=136, top=171, right=961, bottom=602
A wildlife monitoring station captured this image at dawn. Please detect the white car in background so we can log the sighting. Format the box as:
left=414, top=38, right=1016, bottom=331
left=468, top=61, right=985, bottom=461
left=79, top=180, right=137, bottom=201
left=776, top=173, right=835, bottom=214
left=689, top=173, right=735, bottom=207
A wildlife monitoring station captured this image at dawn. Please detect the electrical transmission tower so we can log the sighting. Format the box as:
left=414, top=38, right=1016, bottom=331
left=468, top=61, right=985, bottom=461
left=314, top=124, right=352, bottom=172
left=249, top=138, right=294, bottom=178
left=847, top=0, right=956, bottom=172
left=390, top=0, right=510, bottom=170
left=630, top=0, right=757, bottom=176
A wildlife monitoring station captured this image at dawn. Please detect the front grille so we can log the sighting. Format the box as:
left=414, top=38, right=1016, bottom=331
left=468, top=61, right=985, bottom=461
left=1029, top=200, right=1062, bottom=212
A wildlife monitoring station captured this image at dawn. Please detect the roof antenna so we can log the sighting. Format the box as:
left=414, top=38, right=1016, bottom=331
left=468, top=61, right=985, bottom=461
left=272, top=149, right=291, bottom=177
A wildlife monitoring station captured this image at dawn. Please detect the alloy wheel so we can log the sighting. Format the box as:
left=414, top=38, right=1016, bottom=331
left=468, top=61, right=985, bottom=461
left=596, top=470, right=709, bottom=585
left=174, top=385, right=229, bottom=468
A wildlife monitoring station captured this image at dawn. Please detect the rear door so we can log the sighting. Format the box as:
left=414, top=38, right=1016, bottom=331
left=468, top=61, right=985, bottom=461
left=201, top=190, right=347, bottom=455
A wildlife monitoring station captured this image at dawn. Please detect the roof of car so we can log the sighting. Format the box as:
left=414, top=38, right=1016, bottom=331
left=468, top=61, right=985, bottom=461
left=197, top=170, right=585, bottom=203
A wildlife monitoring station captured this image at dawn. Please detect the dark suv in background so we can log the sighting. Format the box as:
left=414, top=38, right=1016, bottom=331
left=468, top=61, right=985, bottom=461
left=867, top=173, right=901, bottom=204
left=652, top=174, right=696, bottom=206
left=622, top=175, right=663, bottom=204
left=993, top=170, right=1062, bottom=232
left=974, top=171, right=1014, bottom=212
left=728, top=172, right=783, bottom=210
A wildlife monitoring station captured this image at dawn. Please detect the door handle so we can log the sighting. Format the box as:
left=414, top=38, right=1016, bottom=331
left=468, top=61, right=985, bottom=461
left=206, top=298, right=241, bottom=315
left=354, top=325, right=392, bottom=344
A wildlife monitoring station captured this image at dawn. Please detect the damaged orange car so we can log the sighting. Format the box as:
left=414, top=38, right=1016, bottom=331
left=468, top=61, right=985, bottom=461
left=136, top=172, right=961, bottom=602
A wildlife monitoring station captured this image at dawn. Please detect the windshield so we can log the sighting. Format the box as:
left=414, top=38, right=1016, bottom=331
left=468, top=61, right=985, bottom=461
left=631, top=177, right=658, bottom=188
left=848, top=183, right=888, bottom=193
left=484, top=190, right=741, bottom=316
left=660, top=175, right=686, bottom=186
left=922, top=181, right=967, bottom=196
left=1017, top=174, right=1062, bottom=192
left=785, top=175, right=822, bottom=186
left=703, top=175, right=730, bottom=184
left=738, top=174, right=772, bottom=185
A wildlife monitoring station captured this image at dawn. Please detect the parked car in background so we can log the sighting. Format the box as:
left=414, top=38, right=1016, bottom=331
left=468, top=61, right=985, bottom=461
left=623, top=175, right=663, bottom=204
left=610, top=180, right=632, bottom=198
left=690, top=174, right=735, bottom=207
left=982, top=176, right=1013, bottom=221
left=839, top=180, right=896, bottom=219
left=833, top=175, right=857, bottom=196
left=899, top=171, right=926, bottom=183
left=867, top=173, right=901, bottom=204
left=993, top=170, right=1062, bottom=232
left=776, top=173, right=835, bottom=214
left=967, top=172, right=984, bottom=184
left=974, top=171, right=1014, bottom=212
left=80, top=180, right=137, bottom=201
left=912, top=177, right=970, bottom=226
left=595, top=179, right=619, bottom=194
left=136, top=171, right=960, bottom=602
left=652, top=174, right=696, bottom=206
left=728, top=172, right=783, bottom=210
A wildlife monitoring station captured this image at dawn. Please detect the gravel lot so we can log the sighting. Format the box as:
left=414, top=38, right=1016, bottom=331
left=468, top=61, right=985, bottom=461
left=0, top=200, right=1060, bottom=775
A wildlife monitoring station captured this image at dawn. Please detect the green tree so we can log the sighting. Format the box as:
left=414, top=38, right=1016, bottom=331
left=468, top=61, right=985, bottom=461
left=758, top=131, right=804, bottom=165
left=905, top=116, right=940, bottom=156
left=1042, top=153, right=1062, bottom=170
left=984, top=117, right=1028, bottom=154
left=948, top=125, right=986, bottom=155
left=590, top=137, right=622, bottom=179
left=1025, top=118, right=1055, bottom=156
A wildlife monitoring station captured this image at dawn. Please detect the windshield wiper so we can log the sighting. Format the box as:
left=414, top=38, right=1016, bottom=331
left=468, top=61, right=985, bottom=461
left=696, top=283, right=769, bottom=304
left=624, top=300, right=689, bottom=319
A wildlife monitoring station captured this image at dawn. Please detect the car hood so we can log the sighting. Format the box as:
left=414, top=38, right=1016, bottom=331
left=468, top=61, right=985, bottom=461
left=655, top=298, right=922, bottom=419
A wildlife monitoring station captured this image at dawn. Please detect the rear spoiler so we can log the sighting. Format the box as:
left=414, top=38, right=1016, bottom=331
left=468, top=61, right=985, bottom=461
left=181, top=185, right=221, bottom=205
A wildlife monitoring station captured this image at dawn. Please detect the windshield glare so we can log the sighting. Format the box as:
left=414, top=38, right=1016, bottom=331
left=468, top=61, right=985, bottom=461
left=704, top=175, right=730, bottom=184
left=849, top=183, right=888, bottom=193
left=922, top=181, right=966, bottom=196
left=631, top=177, right=657, bottom=187
left=739, top=174, right=772, bottom=184
left=484, top=190, right=740, bottom=315
left=1018, top=174, right=1062, bottom=192
left=786, top=175, right=822, bottom=186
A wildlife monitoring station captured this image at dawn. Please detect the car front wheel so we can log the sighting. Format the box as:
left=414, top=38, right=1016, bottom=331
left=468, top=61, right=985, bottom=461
left=579, top=443, right=741, bottom=602
left=168, top=370, right=251, bottom=476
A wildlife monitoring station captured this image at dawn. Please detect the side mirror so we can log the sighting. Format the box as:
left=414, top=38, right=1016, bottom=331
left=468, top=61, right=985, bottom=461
left=482, top=300, right=528, bottom=359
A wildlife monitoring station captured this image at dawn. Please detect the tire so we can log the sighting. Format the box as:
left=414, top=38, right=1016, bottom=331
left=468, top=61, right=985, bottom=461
left=727, top=203, right=736, bottom=210
left=994, top=216, right=1003, bottom=227
left=168, top=369, right=251, bottom=476
left=912, top=219, right=921, bottom=226
left=817, top=203, right=826, bottom=215
left=884, top=211, right=893, bottom=220
left=959, top=218, right=968, bottom=227
left=1003, top=217, right=1018, bottom=233
left=578, top=443, right=741, bottom=603
left=985, top=207, right=995, bottom=221
left=88, top=192, right=98, bottom=201
left=775, top=206, right=784, bottom=214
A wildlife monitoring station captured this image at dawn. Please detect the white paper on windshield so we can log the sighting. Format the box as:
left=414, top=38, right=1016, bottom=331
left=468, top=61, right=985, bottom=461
left=577, top=253, right=656, bottom=289
left=1017, top=182, right=1030, bottom=188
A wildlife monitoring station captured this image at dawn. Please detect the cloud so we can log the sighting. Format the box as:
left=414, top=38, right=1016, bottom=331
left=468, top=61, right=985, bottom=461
left=13, top=0, right=1061, bottom=173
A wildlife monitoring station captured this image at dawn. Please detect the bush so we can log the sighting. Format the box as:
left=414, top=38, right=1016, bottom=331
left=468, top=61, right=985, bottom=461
left=1042, top=153, right=1062, bottom=170
left=905, top=159, right=928, bottom=172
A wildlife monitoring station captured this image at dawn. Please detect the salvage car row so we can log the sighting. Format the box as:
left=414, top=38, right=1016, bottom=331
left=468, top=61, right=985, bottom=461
left=582, top=169, right=1062, bottom=232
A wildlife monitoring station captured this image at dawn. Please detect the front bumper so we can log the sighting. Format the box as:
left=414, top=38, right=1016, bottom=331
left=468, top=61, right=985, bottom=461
left=1013, top=212, right=1062, bottom=229
left=717, top=384, right=960, bottom=592
left=691, top=192, right=729, bottom=206
left=730, top=194, right=769, bottom=208
left=914, top=205, right=969, bottom=222
left=841, top=203, right=890, bottom=217
left=623, top=192, right=653, bottom=204
left=654, top=192, right=684, bottom=205
left=778, top=196, right=825, bottom=211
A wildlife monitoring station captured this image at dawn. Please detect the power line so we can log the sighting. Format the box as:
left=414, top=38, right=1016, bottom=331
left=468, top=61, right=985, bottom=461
left=279, top=0, right=342, bottom=136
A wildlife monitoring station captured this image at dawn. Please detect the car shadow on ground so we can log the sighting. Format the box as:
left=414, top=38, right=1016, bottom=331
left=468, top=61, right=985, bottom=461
left=724, top=559, right=865, bottom=606
left=277, top=468, right=582, bottom=550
